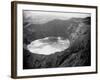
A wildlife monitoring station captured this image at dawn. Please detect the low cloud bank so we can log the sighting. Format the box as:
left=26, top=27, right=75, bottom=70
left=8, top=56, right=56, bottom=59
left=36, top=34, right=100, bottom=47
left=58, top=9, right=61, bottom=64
left=27, top=37, right=70, bottom=55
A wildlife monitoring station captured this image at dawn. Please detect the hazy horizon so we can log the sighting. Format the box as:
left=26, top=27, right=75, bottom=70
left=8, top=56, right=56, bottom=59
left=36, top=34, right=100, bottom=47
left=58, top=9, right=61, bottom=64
left=23, top=10, right=90, bottom=24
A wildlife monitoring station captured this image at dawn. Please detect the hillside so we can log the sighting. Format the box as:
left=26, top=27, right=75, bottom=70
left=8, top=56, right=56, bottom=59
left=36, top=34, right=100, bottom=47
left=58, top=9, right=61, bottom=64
left=23, top=18, right=79, bottom=44
left=23, top=17, right=91, bottom=69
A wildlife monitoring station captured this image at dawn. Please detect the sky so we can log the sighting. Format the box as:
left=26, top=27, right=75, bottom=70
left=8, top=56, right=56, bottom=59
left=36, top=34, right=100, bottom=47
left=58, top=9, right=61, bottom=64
left=23, top=10, right=90, bottom=24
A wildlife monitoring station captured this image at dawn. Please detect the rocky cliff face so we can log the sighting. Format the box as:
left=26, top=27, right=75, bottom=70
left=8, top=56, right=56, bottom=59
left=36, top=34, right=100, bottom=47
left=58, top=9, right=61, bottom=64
left=23, top=17, right=91, bottom=69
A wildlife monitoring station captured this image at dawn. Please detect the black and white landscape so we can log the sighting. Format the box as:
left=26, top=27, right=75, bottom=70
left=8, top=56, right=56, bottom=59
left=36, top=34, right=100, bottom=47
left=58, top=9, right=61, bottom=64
left=23, top=10, right=91, bottom=69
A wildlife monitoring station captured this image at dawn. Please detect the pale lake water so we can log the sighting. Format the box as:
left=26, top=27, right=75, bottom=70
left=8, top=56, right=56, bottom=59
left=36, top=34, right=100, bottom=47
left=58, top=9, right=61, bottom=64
left=27, top=37, right=70, bottom=55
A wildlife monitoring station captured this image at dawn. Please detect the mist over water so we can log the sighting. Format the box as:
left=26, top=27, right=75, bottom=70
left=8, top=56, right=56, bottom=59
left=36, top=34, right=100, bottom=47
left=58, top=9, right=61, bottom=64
left=27, top=37, right=70, bottom=55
